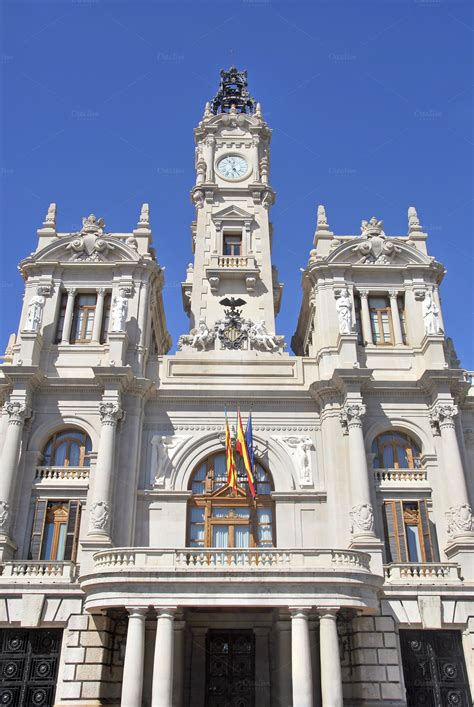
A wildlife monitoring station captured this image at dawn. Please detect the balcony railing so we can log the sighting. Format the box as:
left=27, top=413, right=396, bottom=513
left=0, top=561, right=79, bottom=581
left=374, top=468, right=427, bottom=483
left=35, top=466, right=90, bottom=481
left=384, top=562, right=461, bottom=582
left=217, top=255, right=250, bottom=268
left=93, top=548, right=372, bottom=572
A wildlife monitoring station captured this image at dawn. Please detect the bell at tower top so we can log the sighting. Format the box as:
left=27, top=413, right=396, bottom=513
left=210, top=66, right=257, bottom=115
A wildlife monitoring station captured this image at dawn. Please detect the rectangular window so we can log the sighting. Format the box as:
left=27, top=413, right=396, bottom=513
left=99, top=292, right=111, bottom=344
left=223, top=232, right=242, bottom=256
left=71, top=294, right=97, bottom=344
left=54, top=293, right=68, bottom=343
left=29, top=500, right=81, bottom=561
left=383, top=500, right=436, bottom=564
left=369, top=296, right=393, bottom=345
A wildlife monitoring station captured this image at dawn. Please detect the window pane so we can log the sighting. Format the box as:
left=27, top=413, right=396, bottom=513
left=258, top=508, right=272, bottom=524
left=212, top=525, right=229, bottom=548
left=234, top=526, right=250, bottom=548
left=212, top=508, right=230, bottom=518
left=370, top=312, right=380, bottom=343
left=406, top=525, right=422, bottom=562
left=40, top=523, right=54, bottom=560
left=369, top=297, right=389, bottom=308
left=396, top=444, right=409, bottom=469
left=77, top=294, right=96, bottom=306
left=56, top=523, right=67, bottom=560
left=232, top=508, right=250, bottom=519
left=191, top=508, right=205, bottom=522
left=382, top=445, right=394, bottom=468
left=192, top=481, right=205, bottom=494
left=84, top=311, right=95, bottom=339
left=53, top=442, right=68, bottom=466
left=68, top=442, right=81, bottom=466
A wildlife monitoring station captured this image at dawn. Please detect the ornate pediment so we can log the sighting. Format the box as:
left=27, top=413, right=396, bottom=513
left=24, top=232, right=142, bottom=267
left=211, top=204, right=254, bottom=223
left=324, top=231, right=432, bottom=268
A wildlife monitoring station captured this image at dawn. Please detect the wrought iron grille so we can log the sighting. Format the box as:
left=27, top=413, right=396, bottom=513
left=205, top=629, right=255, bottom=707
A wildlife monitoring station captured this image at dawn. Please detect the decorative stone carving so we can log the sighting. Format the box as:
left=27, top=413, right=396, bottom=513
left=248, top=320, right=286, bottom=353
left=66, top=214, right=114, bottom=262
left=110, top=289, right=129, bottom=332
left=178, top=318, right=216, bottom=352
left=340, top=402, right=366, bottom=432
left=408, top=206, right=423, bottom=234
left=350, top=503, right=375, bottom=534
left=280, top=436, right=314, bottom=487
left=99, top=401, right=122, bottom=425
left=446, top=504, right=474, bottom=537
left=89, top=501, right=110, bottom=531
left=192, top=189, right=205, bottom=208
left=150, top=435, right=191, bottom=487
left=23, top=292, right=45, bottom=333
left=422, top=289, right=440, bottom=335
left=334, top=287, right=353, bottom=335
left=0, top=501, right=10, bottom=533
left=138, top=203, right=150, bottom=226
left=353, top=216, right=401, bottom=264
left=43, top=203, right=57, bottom=227
left=430, top=403, right=458, bottom=433
left=316, top=204, right=331, bottom=232
left=3, top=401, right=29, bottom=425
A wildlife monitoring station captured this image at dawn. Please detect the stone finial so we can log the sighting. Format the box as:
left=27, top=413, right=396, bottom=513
left=408, top=206, right=423, bottom=234
left=138, top=203, right=150, bottom=227
left=43, top=203, right=57, bottom=228
left=81, top=214, right=105, bottom=235
left=255, top=102, right=262, bottom=117
left=361, top=217, right=384, bottom=238
left=203, top=101, right=211, bottom=118
left=316, top=205, right=330, bottom=232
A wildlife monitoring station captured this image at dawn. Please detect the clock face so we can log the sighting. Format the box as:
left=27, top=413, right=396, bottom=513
left=217, top=155, right=248, bottom=180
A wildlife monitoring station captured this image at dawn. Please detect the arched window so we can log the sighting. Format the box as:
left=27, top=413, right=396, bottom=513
left=187, top=452, right=274, bottom=549
left=42, top=430, right=92, bottom=467
left=372, top=432, right=421, bottom=470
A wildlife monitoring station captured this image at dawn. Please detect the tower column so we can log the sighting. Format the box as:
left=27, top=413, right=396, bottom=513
left=61, top=287, right=76, bottom=344
left=91, top=288, right=106, bottom=343
left=389, top=289, right=404, bottom=346
left=0, top=401, right=30, bottom=543
left=319, top=609, right=343, bottom=707
left=358, top=289, right=372, bottom=345
left=87, top=399, right=122, bottom=540
left=121, top=607, right=147, bottom=707
left=341, top=401, right=376, bottom=541
left=290, top=608, right=313, bottom=707
left=152, top=607, right=176, bottom=707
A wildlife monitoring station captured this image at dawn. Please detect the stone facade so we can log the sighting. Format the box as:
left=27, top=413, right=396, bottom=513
left=0, top=67, right=473, bottom=706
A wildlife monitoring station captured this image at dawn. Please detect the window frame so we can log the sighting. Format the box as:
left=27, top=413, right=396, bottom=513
left=368, top=295, right=394, bottom=346
left=70, top=293, right=97, bottom=344
left=42, top=429, right=92, bottom=468
left=222, top=231, right=243, bottom=257
left=29, top=499, right=82, bottom=562
left=187, top=452, right=275, bottom=549
left=372, top=431, right=421, bottom=470
left=383, top=499, right=435, bottom=564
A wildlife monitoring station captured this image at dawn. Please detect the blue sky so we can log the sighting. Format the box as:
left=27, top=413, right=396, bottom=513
left=1, top=0, right=473, bottom=365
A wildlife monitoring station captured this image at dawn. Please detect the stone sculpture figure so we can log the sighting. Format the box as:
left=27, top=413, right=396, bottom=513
left=248, top=320, right=284, bottom=353
left=335, top=288, right=352, bottom=335
left=422, top=289, right=440, bottom=335
left=111, top=290, right=128, bottom=332
left=281, top=436, right=314, bottom=486
left=178, top=318, right=216, bottom=351
left=24, top=293, right=45, bottom=333
left=150, top=435, right=190, bottom=486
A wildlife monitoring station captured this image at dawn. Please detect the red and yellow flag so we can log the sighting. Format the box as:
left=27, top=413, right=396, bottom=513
left=235, top=408, right=256, bottom=498
left=225, top=411, right=237, bottom=492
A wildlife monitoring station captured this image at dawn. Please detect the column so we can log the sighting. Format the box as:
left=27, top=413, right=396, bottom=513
left=252, top=135, right=260, bottom=181
left=340, top=401, right=376, bottom=540
left=152, top=608, right=176, bottom=707
left=137, top=282, right=149, bottom=371
left=319, top=610, right=343, bottom=707
left=204, top=136, right=215, bottom=182
left=87, top=399, right=122, bottom=538
left=172, top=618, right=185, bottom=707
left=358, top=290, right=372, bottom=345
left=0, top=402, right=30, bottom=538
left=290, top=608, right=313, bottom=707
left=121, top=607, right=147, bottom=707
left=254, top=628, right=271, bottom=707
left=388, top=290, right=404, bottom=346
left=431, top=403, right=474, bottom=539
left=91, top=288, right=106, bottom=343
left=274, top=617, right=292, bottom=707
left=61, top=288, right=76, bottom=344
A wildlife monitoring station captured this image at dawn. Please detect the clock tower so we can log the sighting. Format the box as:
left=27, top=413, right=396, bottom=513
left=180, top=67, right=284, bottom=352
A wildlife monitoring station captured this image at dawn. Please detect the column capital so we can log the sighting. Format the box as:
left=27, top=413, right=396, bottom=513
left=66, top=287, right=77, bottom=296
left=97, top=287, right=107, bottom=296
left=99, top=400, right=123, bottom=426
left=317, top=607, right=340, bottom=619
left=3, top=401, right=30, bottom=426
left=358, top=288, right=369, bottom=299
left=126, top=606, right=148, bottom=617
left=340, top=401, right=366, bottom=431
left=155, top=606, right=177, bottom=619
left=289, top=606, right=311, bottom=619
left=388, top=289, right=399, bottom=299
left=430, top=402, right=458, bottom=432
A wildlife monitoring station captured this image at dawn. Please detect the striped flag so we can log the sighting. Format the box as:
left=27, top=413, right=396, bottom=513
left=236, top=408, right=256, bottom=498
left=225, top=410, right=237, bottom=493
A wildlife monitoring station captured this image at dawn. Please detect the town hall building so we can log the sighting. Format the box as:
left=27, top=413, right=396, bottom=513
left=0, top=67, right=473, bottom=706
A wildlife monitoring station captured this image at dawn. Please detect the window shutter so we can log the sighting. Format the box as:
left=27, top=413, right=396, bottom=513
left=64, top=501, right=81, bottom=561
left=383, top=501, right=408, bottom=563
left=29, top=500, right=48, bottom=560
left=419, top=500, right=435, bottom=562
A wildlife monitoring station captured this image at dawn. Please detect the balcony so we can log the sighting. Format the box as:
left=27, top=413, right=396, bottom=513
left=35, top=466, right=90, bottom=482
left=374, top=468, right=428, bottom=486
left=0, top=561, right=79, bottom=583
left=80, top=547, right=383, bottom=613
left=384, top=562, right=462, bottom=583
left=205, top=253, right=260, bottom=292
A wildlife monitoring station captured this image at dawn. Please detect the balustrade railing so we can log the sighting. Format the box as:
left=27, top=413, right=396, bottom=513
left=374, top=468, right=427, bottom=483
left=92, top=547, right=371, bottom=572
left=1, top=561, right=78, bottom=580
left=384, top=562, right=461, bottom=582
left=217, top=255, right=249, bottom=268
left=35, top=466, right=90, bottom=481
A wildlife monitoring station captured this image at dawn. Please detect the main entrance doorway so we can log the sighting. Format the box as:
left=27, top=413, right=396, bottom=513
left=205, top=629, right=255, bottom=707
left=400, top=629, right=472, bottom=706
left=0, top=628, right=62, bottom=707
